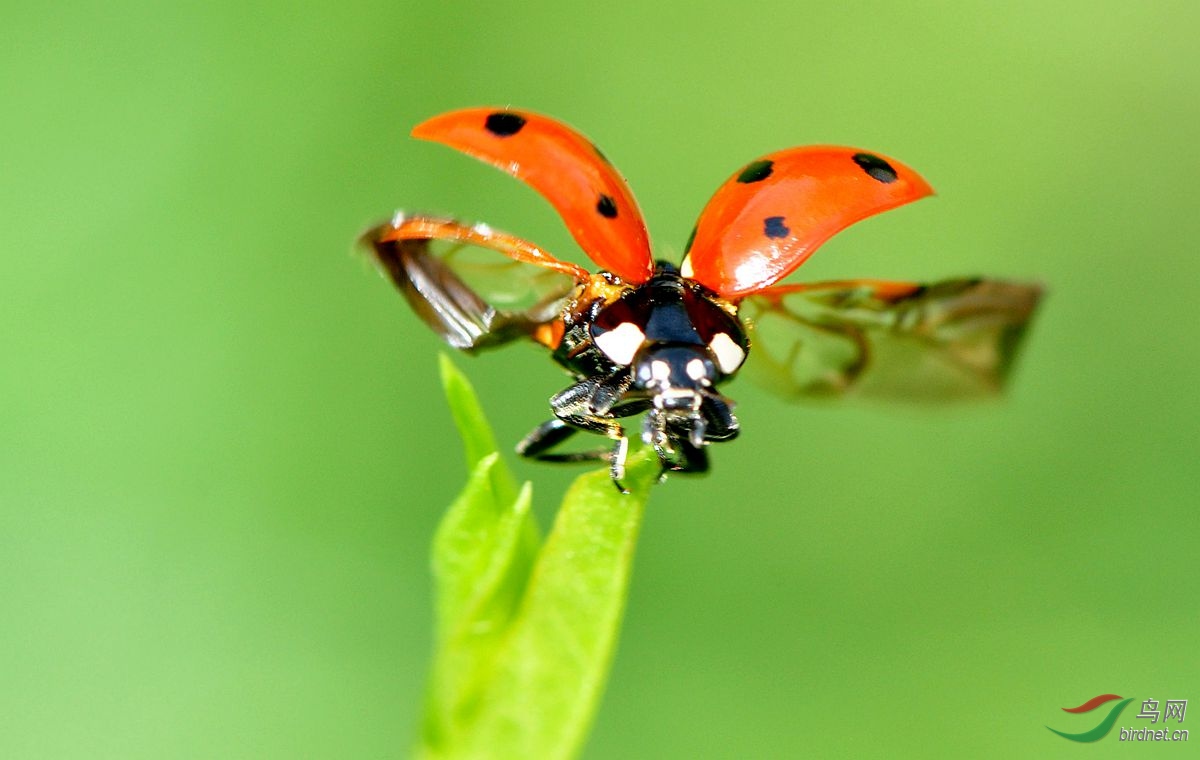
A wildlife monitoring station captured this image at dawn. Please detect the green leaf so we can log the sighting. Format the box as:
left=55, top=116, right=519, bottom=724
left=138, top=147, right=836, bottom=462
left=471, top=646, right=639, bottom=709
left=453, top=453, right=655, bottom=760
left=420, top=357, right=655, bottom=760
left=430, top=454, right=535, bottom=663
left=439, top=354, right=508, bottom=489
left=423, top=359, right=538, bottom=755
left=424, top=457, right=538, bottom=754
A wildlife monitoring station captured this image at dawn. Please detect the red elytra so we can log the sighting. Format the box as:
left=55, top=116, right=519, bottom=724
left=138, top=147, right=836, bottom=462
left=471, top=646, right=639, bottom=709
left=411, top=107, right=932, bottom=300
left=684, top=146, right=934, bottom=299
left=412, top=108, right=653, bottom=285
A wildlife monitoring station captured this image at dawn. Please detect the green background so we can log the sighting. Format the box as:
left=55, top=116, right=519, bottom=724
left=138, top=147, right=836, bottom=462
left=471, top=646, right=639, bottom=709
left=3, top=1, right=1196, bottom=757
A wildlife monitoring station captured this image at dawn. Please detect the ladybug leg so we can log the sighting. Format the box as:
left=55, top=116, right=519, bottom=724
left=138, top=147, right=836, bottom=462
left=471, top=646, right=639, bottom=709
left=516, top=415, right=630, bottom=493
left=608, top=437, right=630, bottom=494
left=516, top=419, right=616, bottom=468
left=515, top=371, right=641, bottom=492
left=516, top=398, right=652, bottom=464
left=516, top=419, right=591, bottom=460
left=639, top=393, right=737, bottom=479
left=665, top=436, right=710, bottom=474
left=664, top=395, right=736, bottom=475
left=545, top=376, right=627, bottom=442
left=640, top=410, right=674, bottom=480
left=699, top=393, right=740, bottom=442
left=647, top=414, right=711, bottom=476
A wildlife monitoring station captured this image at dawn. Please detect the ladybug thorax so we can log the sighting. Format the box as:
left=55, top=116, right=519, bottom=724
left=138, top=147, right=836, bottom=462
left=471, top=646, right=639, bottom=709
left=588, top=265, right=748, bottom=395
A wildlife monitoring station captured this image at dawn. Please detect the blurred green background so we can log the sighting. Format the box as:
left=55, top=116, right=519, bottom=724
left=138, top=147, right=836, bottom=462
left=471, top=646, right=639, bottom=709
left=2, top=1, right=1197, bottom=757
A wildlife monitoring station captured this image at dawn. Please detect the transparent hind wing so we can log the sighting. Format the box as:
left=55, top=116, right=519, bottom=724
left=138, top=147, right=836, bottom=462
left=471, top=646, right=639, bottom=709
left=739, top=278, right=1043, bottom=402
left=362, top=215, right=588, bottom=352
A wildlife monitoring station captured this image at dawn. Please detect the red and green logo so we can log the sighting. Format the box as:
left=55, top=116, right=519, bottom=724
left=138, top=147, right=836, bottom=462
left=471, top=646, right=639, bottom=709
left=1050, top=693, right=1189, bottom=743
left=1047, top=694, right=1134, bottom=742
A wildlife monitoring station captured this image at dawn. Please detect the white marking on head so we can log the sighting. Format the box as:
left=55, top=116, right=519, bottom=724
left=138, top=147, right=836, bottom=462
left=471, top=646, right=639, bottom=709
left=650, top=359, right=671, bottom=382
left=680, top=255, right=694, bottom=278
left=593, top=322, right=645, bottom=366
left=709, top=332, right=746, bottom=374
left=686, top=358, right=707, bottom=381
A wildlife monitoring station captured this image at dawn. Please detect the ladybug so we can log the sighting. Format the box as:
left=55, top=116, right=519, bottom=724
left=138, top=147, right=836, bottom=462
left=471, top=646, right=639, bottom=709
left=363, top=108, right=1040, bottom=490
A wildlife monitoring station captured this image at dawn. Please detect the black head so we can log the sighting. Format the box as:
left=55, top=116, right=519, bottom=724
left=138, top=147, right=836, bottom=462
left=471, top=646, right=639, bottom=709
left=631, top=343, right=718, bottom=407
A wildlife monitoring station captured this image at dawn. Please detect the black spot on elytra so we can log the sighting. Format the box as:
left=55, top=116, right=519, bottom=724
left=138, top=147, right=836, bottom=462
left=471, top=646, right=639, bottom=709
left=597, top=194, right=618, bottom=218
left=484, top=112, right=526, bottom=137
left=684, top=225, right=697, bottom=253
left=763, top=216, right=789, bottom=239
left=737, top=159, right=774, bottom=183
left=852, top=153, right=898, bottom=183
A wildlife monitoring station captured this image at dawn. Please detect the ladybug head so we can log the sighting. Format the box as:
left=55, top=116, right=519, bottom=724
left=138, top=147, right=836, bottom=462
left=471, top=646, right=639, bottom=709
left=632, top=342, right=739, bottom=452
left=632, top=343, right=718, bottom=407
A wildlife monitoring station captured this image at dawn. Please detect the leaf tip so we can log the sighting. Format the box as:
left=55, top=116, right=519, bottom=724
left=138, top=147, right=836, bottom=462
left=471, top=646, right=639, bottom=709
left=437, top=351, right=462, bottom=393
